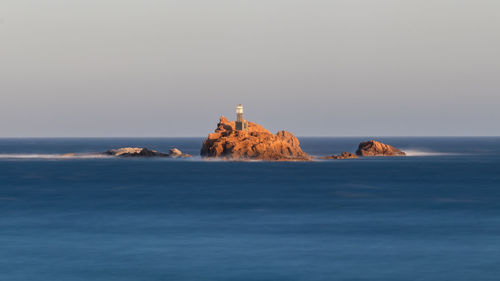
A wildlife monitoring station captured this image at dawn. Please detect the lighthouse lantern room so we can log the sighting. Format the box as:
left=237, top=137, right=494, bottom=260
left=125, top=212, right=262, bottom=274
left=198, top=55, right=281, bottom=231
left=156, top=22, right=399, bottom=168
left=235, top=104, right=249, bottom=131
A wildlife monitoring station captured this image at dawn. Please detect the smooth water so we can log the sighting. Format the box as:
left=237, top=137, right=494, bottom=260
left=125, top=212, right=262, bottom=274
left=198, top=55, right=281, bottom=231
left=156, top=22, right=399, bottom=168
left=1, top=137, right=500, bottom=281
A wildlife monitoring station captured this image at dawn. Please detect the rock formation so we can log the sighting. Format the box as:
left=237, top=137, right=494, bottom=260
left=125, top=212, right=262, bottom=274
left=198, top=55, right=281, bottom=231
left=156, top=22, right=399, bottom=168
left=200, top=116, right=311, bottom=161
left=355, top=140, right=406, bottom=156
left=168, top=148, right=183, bottom=157
left=104, top=147, right=192, bottom=158
left=168, top=148, right=192, bottom=158
left=320, top=152, right=358, bottom=160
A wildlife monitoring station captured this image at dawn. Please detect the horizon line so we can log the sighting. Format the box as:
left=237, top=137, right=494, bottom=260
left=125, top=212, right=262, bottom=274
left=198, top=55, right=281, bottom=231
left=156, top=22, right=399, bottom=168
left=0, top=135, right=499, bottom=139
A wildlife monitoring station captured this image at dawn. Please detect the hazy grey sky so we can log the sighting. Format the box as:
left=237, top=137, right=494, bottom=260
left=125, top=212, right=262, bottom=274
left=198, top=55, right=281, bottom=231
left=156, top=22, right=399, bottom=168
left=1, top=0, right=499, bottom=137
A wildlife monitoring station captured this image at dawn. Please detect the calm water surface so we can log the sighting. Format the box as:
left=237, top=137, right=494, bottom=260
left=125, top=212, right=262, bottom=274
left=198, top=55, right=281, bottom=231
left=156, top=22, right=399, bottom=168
left=1, top=137, right=500, bottom=281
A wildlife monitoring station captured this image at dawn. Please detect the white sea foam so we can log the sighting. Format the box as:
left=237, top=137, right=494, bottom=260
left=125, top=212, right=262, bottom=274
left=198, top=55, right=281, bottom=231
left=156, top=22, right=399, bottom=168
left=403, top=149, right=458, bottom=156
left=0, top=151, right=459, bottom=159
left=0, top=153, right=111, bottom=159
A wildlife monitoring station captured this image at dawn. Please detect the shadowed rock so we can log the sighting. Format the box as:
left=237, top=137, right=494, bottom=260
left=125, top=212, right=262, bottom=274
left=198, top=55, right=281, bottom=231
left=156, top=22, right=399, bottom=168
left=320, top=152, right=358, bottom=160
left=104, top=147, right=192, bottom=158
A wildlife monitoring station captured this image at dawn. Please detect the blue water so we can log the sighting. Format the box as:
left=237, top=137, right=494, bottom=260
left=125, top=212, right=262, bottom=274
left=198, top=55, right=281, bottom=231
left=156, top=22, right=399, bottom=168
left=1, top=137, right=500, bottom=281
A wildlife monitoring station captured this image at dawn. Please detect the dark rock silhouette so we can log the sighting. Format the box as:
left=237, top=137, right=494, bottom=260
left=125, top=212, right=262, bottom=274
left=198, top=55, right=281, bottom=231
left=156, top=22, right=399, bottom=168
left=320, top=152, right=358, bottom=160
left=104, top=147, right=192, bottom=158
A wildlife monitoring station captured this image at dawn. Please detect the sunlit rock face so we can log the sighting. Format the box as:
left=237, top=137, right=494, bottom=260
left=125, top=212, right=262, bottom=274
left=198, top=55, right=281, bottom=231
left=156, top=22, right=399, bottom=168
left=200, top=116, right=311, bottom=161
left=356, top=140, right=406, bottom=156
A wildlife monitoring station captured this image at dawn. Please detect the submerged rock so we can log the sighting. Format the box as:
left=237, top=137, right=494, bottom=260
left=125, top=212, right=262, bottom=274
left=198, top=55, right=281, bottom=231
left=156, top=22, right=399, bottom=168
left=200, top=116, right=311, bottom=161
left=355, top=140, right=406, bottom=156
left=320, top=152, right=358, bottom=160
left=104, top=147, right=191, bottom=158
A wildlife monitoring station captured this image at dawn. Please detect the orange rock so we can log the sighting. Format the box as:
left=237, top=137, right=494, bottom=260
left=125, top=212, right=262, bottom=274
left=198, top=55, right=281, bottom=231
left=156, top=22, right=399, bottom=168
left=200, top=116, right=311, bottom=161
left=355, top=140, right=406, bottom=156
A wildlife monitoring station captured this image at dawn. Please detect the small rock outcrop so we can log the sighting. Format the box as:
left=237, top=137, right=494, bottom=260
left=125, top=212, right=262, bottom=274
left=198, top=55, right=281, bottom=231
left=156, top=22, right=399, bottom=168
left=104, top=147, right=192, bottom=158
left=168, top=148, right=192, bottom=158
left=105, top=147, right=167, bottom=157
left=168, top=148, right=183, bottom=157
left=200, top=116, right=311, bottom=161
left=355, top=140, right=406, bottom=156
left=320, top=152, right=358, bottom=160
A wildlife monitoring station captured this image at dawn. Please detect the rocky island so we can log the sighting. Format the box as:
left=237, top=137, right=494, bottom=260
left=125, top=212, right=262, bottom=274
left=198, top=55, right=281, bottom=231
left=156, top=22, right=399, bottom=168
left=58, top=106, right=405, bottom=161
left=355, top=140, right=406, bottom=156
left=200, top=105, right=311, bottom=161
left=104, top=147, right=192, bottom=158
left=320, top=140, right=406, bottom=160
left=200, top=105, right=408, bottom=161
left=320, top=152, right=358, bottom=160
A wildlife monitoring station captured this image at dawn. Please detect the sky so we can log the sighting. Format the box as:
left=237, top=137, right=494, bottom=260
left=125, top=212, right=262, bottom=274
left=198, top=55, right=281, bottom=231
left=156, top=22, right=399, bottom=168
left=1, top=0, right=499, bottom=137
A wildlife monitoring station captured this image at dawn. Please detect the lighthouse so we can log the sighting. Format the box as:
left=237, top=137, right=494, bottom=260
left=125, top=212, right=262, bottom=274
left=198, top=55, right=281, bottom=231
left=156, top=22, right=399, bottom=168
left=235, top=104, right=249, bottom=131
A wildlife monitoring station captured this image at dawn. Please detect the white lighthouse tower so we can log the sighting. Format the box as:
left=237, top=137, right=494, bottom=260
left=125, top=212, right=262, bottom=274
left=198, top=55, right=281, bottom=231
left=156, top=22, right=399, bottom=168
left=235, top=104, right=248, bottom=131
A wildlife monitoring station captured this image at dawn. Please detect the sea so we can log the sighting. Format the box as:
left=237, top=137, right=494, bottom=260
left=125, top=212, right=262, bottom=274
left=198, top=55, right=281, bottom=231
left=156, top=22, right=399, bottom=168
left=1, top=137, right=500, bottom=281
